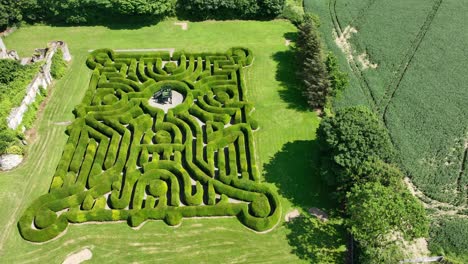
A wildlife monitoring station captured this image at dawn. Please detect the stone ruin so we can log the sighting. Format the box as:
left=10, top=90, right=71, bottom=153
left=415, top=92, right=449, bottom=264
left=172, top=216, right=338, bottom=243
left=2, top=40, right=72, bottom=130
left=0, top=37, right=72, bottom=170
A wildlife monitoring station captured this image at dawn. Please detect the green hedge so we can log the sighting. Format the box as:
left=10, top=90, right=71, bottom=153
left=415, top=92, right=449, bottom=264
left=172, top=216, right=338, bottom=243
left=19, top=47, right=282, bottom=242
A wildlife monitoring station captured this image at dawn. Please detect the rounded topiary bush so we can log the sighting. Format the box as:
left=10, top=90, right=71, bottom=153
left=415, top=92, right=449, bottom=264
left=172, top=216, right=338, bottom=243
left=155, top=130, right=172, bottom=144
left=147, top=180, right=168, bottom=197
left=164, top=211, right=182, bottom=226
left=250, top=195, right=271, bottom=218
left=249, top=119, right=259, bottom=130
left=34, top=209, right=57, bottom=229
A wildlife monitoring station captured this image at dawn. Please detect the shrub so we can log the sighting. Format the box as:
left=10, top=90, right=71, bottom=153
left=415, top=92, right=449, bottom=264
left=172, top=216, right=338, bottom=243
left=429, top=218, right=468, bottom=262
left=325, top=52, right=348, bottom=97
left=50, top=49, right=67, bottom=79
left=5, top=145, right=24, bottom=155
left=0, top=60, right=24, bottom=85
left=346, top=182, right=428, bottom=246
left=282, top=0, right=304, bottom=24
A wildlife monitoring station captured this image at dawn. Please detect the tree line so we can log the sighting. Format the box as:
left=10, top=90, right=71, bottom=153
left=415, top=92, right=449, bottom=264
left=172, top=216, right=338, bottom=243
left=0, top=0, right=285, bottom=30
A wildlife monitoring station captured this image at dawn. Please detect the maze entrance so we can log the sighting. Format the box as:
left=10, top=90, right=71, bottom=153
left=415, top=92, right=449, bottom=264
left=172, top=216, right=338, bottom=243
left=19, top=48, right=281, bottom=242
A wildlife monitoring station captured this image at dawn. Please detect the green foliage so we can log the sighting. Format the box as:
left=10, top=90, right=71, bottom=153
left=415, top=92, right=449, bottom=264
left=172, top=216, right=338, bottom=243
left=21, top=0, right=175, bottom=25
left=22, top=93, right=44, bottom=129
left=19, top=48, right=281, bottom=242
left=325, top=52, right=348, bottom=96
left=0, top=60, right=24, bottom=85
left=176, top=0, right=284, bottom=20
left=50, top=49, right=67, bottom=79
left=346, top=182, right=428, bottom=246
left=318, top=106, right=394, bottom=188
left=109, top=0, right=175, bottom=16
left=5, top=145, right=24, bottom=155
left=0, top=20, right=329, bottom=262
left=429, top=218, right=468, bottom=262
left=285, top=215, right=347, bottom=263
left=356, top=242, right=405, bottom=264
left=0, top=129, right=16, bottom=154
left=296, top=15, right=330, bottom=108
left=282, top=0, right=304, bottom=24
left=0, top=0, right=22, bottom=30
left=0, top=61, right=40, bottom=154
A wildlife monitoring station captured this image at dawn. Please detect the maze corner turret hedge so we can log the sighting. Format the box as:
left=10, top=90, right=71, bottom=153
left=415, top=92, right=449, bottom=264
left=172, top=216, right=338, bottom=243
left=18, top=47, right=281, bottom=242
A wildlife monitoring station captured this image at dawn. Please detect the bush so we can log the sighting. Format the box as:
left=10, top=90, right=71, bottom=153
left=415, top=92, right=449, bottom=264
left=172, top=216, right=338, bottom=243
left=5, top=145, right=24, bottom=155
left=176, top=0, right=284, bottom=20
left=50, top=49, right=68, bottom=79
left=0, top=60, right=24, bottom=85
left=326, top=52, right=348, bottom=97
left=429, top=218, right=468, bottom=262
left=282, top=0, right=304, bottom=24
left=346, top=182, right=428, bottom=246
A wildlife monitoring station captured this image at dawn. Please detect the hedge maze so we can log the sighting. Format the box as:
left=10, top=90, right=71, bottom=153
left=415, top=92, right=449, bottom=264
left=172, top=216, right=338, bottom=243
left=18, top=48, right=281, bottom=242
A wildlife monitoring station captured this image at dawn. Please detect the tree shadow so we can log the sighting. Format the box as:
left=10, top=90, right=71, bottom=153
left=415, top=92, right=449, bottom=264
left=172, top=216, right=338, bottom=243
left=272, top=33, right=309, bottom=111
left=44, top=15, right=166, bottom=30
left=285, top=215, right=347, bottom=263
left=263, top=140, right=347, bottom=262
left=263, top=140, right=336, bottom=210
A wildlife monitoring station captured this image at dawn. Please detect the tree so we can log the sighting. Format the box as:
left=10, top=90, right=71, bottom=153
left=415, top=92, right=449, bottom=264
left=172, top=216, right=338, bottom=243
left=0, top=0, right=23, bottom=30
left=296, top=15, right=330, bottom=108
left=346, top=182, right=428, bottom=246
left=325, top=52, right=348, bottom=97
left=317, top=106, right=394, bottom=189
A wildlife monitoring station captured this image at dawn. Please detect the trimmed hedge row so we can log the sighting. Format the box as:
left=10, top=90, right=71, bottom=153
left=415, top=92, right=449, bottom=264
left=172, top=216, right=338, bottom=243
left=19, top=47, right=280, bottom=242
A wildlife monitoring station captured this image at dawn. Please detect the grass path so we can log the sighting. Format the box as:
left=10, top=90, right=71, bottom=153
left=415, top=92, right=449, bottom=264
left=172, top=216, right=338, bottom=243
left=0, top=20, right=343, bottom=263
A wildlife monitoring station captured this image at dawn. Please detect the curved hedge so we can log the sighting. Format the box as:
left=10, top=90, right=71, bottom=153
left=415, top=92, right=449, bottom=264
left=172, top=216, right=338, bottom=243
left=19, top=47, right=281, bottom=242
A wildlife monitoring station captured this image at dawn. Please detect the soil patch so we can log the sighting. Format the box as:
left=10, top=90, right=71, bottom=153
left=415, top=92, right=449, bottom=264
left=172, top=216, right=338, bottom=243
left=62, top=248, right=92, bottom=264
left=174, top=22, right=188, bottom=30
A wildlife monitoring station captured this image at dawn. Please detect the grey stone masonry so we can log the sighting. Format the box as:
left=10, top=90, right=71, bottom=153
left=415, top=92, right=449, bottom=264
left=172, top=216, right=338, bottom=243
left=6, top=41, right=72, bottom=130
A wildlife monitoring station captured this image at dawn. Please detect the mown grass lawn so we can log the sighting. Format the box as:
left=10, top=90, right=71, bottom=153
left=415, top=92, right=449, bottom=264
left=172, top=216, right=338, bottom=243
left=0, top=19, right=345, bottom=263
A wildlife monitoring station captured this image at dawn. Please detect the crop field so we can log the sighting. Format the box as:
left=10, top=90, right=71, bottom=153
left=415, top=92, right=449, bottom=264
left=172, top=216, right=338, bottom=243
left=0, top=20, right=346, bottom=262
left=306, top=0, right=467, bottom=207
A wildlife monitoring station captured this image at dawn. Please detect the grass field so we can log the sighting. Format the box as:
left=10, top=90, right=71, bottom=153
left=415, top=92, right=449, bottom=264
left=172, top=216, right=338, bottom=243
left=305, top=0, right=468, bottom=260
left=0, top=20, right=345, bottom=262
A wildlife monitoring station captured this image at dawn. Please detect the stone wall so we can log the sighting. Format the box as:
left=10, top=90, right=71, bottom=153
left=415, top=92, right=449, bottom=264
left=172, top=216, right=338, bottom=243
left=5, top=41, right=72, bottom=130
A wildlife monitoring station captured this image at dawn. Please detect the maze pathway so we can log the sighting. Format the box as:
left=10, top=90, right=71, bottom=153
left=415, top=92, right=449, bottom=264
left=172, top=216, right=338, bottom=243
left=19, top=48, right=281, bottom=242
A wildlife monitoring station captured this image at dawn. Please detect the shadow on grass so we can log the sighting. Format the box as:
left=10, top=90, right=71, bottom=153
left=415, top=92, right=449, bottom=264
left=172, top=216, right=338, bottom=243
left=272, top=33, right=309, bottom=112
left=264, top=140, right=346, bottom=262
left=45, top=15, right=165, bottom=30
left=263, top=140, right=335, bottom=210
left=285, top=215, right=347, bottom=263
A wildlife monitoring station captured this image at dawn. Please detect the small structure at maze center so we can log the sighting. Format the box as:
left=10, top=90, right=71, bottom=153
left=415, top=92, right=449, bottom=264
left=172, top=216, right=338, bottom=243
left=153, top=86, right=172, bottom=104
